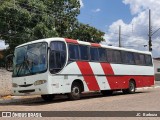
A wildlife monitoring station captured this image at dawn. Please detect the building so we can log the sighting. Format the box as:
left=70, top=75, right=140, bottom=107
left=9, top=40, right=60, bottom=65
left=153, top=58, right=160, bottom=81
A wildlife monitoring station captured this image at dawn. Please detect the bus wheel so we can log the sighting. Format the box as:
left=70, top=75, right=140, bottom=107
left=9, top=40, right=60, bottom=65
left=67, top=82, right=81, bottom=100
left=101, top=90, right=113, bottom=96
left=122, top=81, right=136, bottom=94
left=41, top=94, right=54, bottom=101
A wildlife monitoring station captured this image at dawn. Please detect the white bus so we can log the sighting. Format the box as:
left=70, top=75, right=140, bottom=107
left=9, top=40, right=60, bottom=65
left=9, top=37, right=155, bottom=101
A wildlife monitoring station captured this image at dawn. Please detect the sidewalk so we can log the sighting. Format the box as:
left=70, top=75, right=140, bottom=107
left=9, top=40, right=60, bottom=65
left=155, top=81, right=160, bottom=86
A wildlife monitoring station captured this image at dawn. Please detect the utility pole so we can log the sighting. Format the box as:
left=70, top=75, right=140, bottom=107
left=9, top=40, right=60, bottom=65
left=119, top=25, right=121, bottom=47
left=148, top=9, right=160, bottom=51
left=148, top=9, right=152, bottom=51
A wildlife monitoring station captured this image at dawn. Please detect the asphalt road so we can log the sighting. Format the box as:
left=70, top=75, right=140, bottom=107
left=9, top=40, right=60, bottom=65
left=0, top=82, right=160, bottom=120
left=1, top=87, right=160, bottom=111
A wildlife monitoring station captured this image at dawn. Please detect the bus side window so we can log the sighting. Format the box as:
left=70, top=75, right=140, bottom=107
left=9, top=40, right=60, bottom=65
left=134, top=53, right=141, bottom=65
left=107, top=50, right=113, bottom=62
left=114, top=50, right=122, bottom=63
left=121, top=51, right=127, bottom=64
left=90, top=47, right=99, bottom=61
left=98, top=48, right=107, bottom=62
left=68, top=44, right=79, bottom=61
left=79, top=45, right=89, bottom=61
left=122, top=51, right=135, bottom=64
left=127, top=52, right=135, bottom=64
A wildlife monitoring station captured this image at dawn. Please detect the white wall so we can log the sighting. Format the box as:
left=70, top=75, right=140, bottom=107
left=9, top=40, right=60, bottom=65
left=153, top=59, right=160, bottom=74
left=153, top=59, right=160, bottom=81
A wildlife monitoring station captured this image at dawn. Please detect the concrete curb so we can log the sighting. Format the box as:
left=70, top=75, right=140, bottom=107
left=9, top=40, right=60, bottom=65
left=136, top=86, right=160, bottom=90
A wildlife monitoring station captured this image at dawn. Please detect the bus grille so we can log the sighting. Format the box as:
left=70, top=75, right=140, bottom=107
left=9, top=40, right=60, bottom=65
left=18, top=89, right=35, bottom=93
left=19, top=84, right=33, bottom=87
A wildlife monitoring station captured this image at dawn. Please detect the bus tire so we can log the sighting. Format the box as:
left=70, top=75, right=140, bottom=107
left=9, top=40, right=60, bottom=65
left=67, top=82, right=82, bottom=100
left=41, top=94, right=54, bottom=101
left=122, top=80, right=136, bottom=94
left=101, top=90, right=113, bottom=96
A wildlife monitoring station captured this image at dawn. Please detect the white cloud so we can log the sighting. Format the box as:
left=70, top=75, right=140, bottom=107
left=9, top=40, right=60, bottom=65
left=104, top=0, right=160, bottom=57
left=122, top=0, right=160, bottom=15
left=78, top=0, right=84, bottom=8
left=92, top=8, right=101, bottom=13
left=95, top=8, right=101, bottom=12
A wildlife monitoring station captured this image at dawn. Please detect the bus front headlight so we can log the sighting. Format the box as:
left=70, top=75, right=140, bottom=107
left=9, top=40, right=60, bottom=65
left=34, top=80, right=47, bottom=86
left=12, top=83, right=18, bottom=87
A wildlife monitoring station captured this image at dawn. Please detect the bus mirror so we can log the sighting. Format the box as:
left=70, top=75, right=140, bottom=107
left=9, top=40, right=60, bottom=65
left=5, top=54, right=14, bottom=72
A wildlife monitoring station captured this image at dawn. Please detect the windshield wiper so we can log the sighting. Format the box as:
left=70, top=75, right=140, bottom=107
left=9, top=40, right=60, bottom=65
left=14, top=43, right=47, bottom=77
left=16, top=56, right=32, bottom=76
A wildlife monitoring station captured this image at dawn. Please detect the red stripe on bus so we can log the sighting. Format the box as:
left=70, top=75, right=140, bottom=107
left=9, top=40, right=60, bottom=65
left=100, top=63, right=155, bottom=89
left=100, top=63, right=114, bottom=75
left=111, top=75, right=155, bottom=89
left=100, top=63, right=116, bottom=89
left=65, top=38, right=78, bottom=44
left=76, top=62, right=100, bottom=91
left=91, top=43, right=101, bottom=47
left=132, top=76, right=155, bottom=87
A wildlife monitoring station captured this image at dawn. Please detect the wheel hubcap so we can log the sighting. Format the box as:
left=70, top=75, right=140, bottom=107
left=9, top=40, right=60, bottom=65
left=130, top=82, right=135, bottom=92
left=72, top=87, right=80, bottom=96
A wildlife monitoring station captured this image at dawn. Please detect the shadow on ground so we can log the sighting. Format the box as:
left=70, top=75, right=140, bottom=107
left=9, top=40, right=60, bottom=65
left=0, top=91, right=149, bottom=106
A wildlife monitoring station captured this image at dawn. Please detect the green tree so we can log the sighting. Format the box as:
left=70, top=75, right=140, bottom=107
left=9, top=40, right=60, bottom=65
left=68, top=23, right=105, bottom=43
left=0, top=0, right=104, bottom=53
left=41, top=0, right=80, bottom=37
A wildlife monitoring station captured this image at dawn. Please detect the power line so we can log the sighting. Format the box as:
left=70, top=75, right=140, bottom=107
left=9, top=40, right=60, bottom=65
left=107, top=32, right=148, bottom=41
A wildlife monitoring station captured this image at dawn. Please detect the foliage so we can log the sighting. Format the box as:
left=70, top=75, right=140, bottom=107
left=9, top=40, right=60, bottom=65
left=0, top=0, right=105, bottom=53
left=67, top=23, right=105, bottom=43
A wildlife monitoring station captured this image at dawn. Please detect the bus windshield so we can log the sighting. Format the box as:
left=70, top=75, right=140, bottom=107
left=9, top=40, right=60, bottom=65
left=13, top=42, right=47, bottom=77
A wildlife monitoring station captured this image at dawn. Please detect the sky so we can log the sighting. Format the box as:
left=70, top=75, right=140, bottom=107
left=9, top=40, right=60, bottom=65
left=78, top=0, right=160, bottom=58
left=0, top=0, right=160, bottom=57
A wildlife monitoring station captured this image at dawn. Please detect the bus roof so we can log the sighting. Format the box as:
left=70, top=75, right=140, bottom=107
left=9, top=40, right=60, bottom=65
left=16, top=37, right=151, bottom=55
